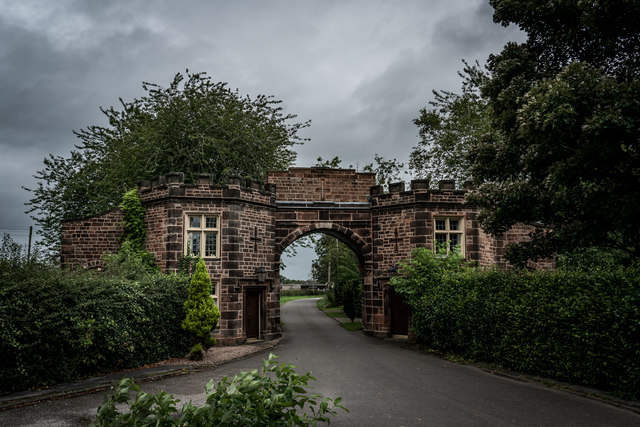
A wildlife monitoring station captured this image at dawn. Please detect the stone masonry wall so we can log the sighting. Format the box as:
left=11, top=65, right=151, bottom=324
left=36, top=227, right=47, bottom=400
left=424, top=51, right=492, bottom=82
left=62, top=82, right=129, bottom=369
left=60, top=169, right=554, bottom=345
left=267, top=167, right=376, bottom=202
left=60, top=209, right=124, bottom=268
left=137, top=173, right=278, bottom=345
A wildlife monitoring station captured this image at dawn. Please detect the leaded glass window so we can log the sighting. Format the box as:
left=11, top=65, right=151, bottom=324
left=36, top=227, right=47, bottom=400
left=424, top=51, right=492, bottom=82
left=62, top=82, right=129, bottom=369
left=434, top=217, right=464, bottom=256
left=184, top=214, right=220, bottom=258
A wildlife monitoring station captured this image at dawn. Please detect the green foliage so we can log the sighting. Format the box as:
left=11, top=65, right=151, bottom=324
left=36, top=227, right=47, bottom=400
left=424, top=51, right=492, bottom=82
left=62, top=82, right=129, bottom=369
left=341, top=280, right=361, bottom=322
left=314, top=156, right=345, bottom=168
left=103, top=240, right=158, bottom=279
left=464, top=1, right=640, bottom=263
left=391, top=248, right=640, bottom=398
left=182, top=258, right=220, bottom=355
left=91, top=354, right=347, bottom=426
left=119, top=189, right=146, bottom=249
left=0, top=233, right=25, bottom=264
left=281, top=289, right=325, bottom=296
left=177, top=253, right=198, bottom=276
left=410, top=61, right=489, bottom=185
left=189, top=343, right=204, bottom=361
left=340, top=322, right=362, bottom=332
left=0, top=265, right=191, bottom=395
left=409, top=2, right=640, bottom=264
left=311, top=235, right=360, bottom=308
left=25, top=71, right=309, bottom=251
left=362, top=154, right=406, bottom=189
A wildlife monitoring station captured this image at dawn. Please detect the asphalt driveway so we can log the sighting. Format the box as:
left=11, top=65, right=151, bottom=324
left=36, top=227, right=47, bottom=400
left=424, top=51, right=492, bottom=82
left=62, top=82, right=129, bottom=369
left=1, top=298, right=638, bottom=426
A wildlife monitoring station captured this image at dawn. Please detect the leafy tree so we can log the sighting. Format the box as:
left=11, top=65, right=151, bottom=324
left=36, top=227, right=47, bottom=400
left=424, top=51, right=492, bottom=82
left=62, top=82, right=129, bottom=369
left=0, top=233, right=24, bottom=263
left=314, top=156, right=345, bottom=168
left=362, top=154, right=406, bottom=188
left=311, top=234, right=360, bottom=308
left=182, top=258, right=220, bottom=359
left=409, top=61, right=489, bottom=185
left=434, top=1, right=640, bottom=264
left=26, top=71, right=309, bottom=251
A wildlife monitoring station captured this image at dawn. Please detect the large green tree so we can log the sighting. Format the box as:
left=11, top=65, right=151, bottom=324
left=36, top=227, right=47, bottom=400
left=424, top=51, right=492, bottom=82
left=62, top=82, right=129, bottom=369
left=422, top=1, right=640, bottom=264
left=311, top=234, right=360, bottom=306
left=26, top=71, right=309, bottom=250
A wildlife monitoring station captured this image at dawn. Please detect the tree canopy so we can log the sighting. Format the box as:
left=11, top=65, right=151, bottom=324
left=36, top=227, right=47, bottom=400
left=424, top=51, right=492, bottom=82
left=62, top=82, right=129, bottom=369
left=417, top=1, right=640, bottom=264
left=26, top=71, right=309, bottom=250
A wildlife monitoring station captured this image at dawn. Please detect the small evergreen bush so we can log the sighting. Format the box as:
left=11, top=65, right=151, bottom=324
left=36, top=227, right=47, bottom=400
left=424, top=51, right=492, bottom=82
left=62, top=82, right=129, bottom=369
left=182, top=258, right=220, bottom=359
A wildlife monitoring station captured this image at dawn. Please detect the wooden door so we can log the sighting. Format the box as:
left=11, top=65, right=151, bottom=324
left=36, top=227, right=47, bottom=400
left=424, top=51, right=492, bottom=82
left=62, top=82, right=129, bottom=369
left=390, top=288, right=410, bottom=335
left=245, top=290, right=260, bottom=339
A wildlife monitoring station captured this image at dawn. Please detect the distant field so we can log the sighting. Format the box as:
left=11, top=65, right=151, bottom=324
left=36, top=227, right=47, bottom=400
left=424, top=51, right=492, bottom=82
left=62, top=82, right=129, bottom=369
left=280, top=294, right=322, bottom=305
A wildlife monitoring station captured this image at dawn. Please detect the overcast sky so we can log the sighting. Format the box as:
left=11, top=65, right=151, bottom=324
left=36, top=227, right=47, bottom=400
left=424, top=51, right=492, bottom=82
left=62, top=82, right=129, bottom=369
left=0, top=0, right=523, bottom=277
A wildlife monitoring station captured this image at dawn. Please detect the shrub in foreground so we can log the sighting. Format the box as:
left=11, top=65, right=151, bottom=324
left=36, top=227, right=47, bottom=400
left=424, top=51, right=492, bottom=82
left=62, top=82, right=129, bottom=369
left=91, top=353, right=347, bottom=426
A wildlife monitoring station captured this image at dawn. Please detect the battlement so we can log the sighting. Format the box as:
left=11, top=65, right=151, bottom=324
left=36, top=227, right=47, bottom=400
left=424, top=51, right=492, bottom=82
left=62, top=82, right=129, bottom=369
left=137, top=172, right=277, bottom=206
left=369, top=179, right=475, bottom=207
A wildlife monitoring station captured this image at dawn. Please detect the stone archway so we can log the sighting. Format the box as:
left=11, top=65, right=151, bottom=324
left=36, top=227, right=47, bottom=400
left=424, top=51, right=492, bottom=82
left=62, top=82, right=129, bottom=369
left=62, top=167, right=538, bottom=345
left=274, top=223, right=376, bottom=332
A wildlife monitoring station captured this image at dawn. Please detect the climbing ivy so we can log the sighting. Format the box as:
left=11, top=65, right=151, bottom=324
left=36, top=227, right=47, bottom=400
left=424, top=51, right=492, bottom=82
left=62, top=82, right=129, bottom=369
left=119, top=189, right=147, bottom=250
left=104, top=189, right=157, bottom=274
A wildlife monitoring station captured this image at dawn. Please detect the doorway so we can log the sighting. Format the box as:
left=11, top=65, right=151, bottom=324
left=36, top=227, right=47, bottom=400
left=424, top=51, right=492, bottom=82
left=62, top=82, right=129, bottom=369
left=389, top=287, right=410, bottom=336
left=245, top=290, right=261, bottom=339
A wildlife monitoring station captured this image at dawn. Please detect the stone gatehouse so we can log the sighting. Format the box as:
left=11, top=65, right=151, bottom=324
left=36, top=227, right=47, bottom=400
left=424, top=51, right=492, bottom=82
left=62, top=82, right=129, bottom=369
left=61, top=167, right=548, bottom=345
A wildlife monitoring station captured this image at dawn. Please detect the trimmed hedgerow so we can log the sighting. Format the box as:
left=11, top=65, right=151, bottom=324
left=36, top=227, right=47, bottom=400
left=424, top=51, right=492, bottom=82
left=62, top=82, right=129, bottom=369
left=391, top=248, right=640, bottom=398
left=0, top=264, right=190, bottom=395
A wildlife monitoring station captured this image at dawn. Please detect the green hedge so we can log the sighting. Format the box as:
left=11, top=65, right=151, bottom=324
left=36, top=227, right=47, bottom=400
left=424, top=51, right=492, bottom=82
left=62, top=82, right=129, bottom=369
left=0, top=265, right=190, bottom=395
left=391, top=249, right=640, bottom=398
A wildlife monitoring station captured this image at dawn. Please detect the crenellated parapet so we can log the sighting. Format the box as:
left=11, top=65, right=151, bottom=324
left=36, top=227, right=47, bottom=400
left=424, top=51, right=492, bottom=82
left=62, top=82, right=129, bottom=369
left=137, top=172, right=277, bottom=207
left=369, top=179, right=475, bottom=207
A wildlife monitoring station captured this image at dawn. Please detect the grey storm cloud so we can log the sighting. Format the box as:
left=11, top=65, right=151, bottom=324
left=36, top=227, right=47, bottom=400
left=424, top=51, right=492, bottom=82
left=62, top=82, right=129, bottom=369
left=0, top=0, right=524, bottom=276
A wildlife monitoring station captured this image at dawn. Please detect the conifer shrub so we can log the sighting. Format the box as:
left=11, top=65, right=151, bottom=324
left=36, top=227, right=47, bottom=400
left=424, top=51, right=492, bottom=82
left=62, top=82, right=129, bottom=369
left=182, top=258, right=220, bottom=359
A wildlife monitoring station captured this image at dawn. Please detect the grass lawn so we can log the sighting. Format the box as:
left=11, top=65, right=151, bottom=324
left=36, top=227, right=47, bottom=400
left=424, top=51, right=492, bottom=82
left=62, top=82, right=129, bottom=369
left=340, top=321, right=362, bottom=331
left=280, top=295, right=322, bottom=305
left=316, top=298, right=363, bottom=331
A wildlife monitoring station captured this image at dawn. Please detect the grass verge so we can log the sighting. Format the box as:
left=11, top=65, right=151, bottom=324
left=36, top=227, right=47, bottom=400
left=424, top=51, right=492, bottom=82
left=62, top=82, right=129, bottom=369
left=340, top=322, right=362, bottom=331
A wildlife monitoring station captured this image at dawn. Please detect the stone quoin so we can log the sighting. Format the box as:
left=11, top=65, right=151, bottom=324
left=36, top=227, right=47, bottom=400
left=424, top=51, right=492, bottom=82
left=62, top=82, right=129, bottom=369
left=60, top=167, right=552, bottom=345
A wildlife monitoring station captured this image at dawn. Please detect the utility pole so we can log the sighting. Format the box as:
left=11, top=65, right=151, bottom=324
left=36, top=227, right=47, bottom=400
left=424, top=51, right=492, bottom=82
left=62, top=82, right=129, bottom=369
left=27, top=226, right=33, bottom=262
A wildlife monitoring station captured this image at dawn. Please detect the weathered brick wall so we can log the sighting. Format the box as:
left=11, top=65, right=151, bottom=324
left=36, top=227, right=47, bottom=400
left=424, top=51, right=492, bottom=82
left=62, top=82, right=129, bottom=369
left=60, top=209, right=124, bottom=268
left=267, top=167, right=375, bottom=202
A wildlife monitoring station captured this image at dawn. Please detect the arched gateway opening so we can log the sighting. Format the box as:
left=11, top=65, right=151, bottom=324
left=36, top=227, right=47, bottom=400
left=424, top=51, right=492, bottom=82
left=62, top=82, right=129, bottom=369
left=275, top=226, right=370, bottom=330
left=62, top=167, right=540, bottom=345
